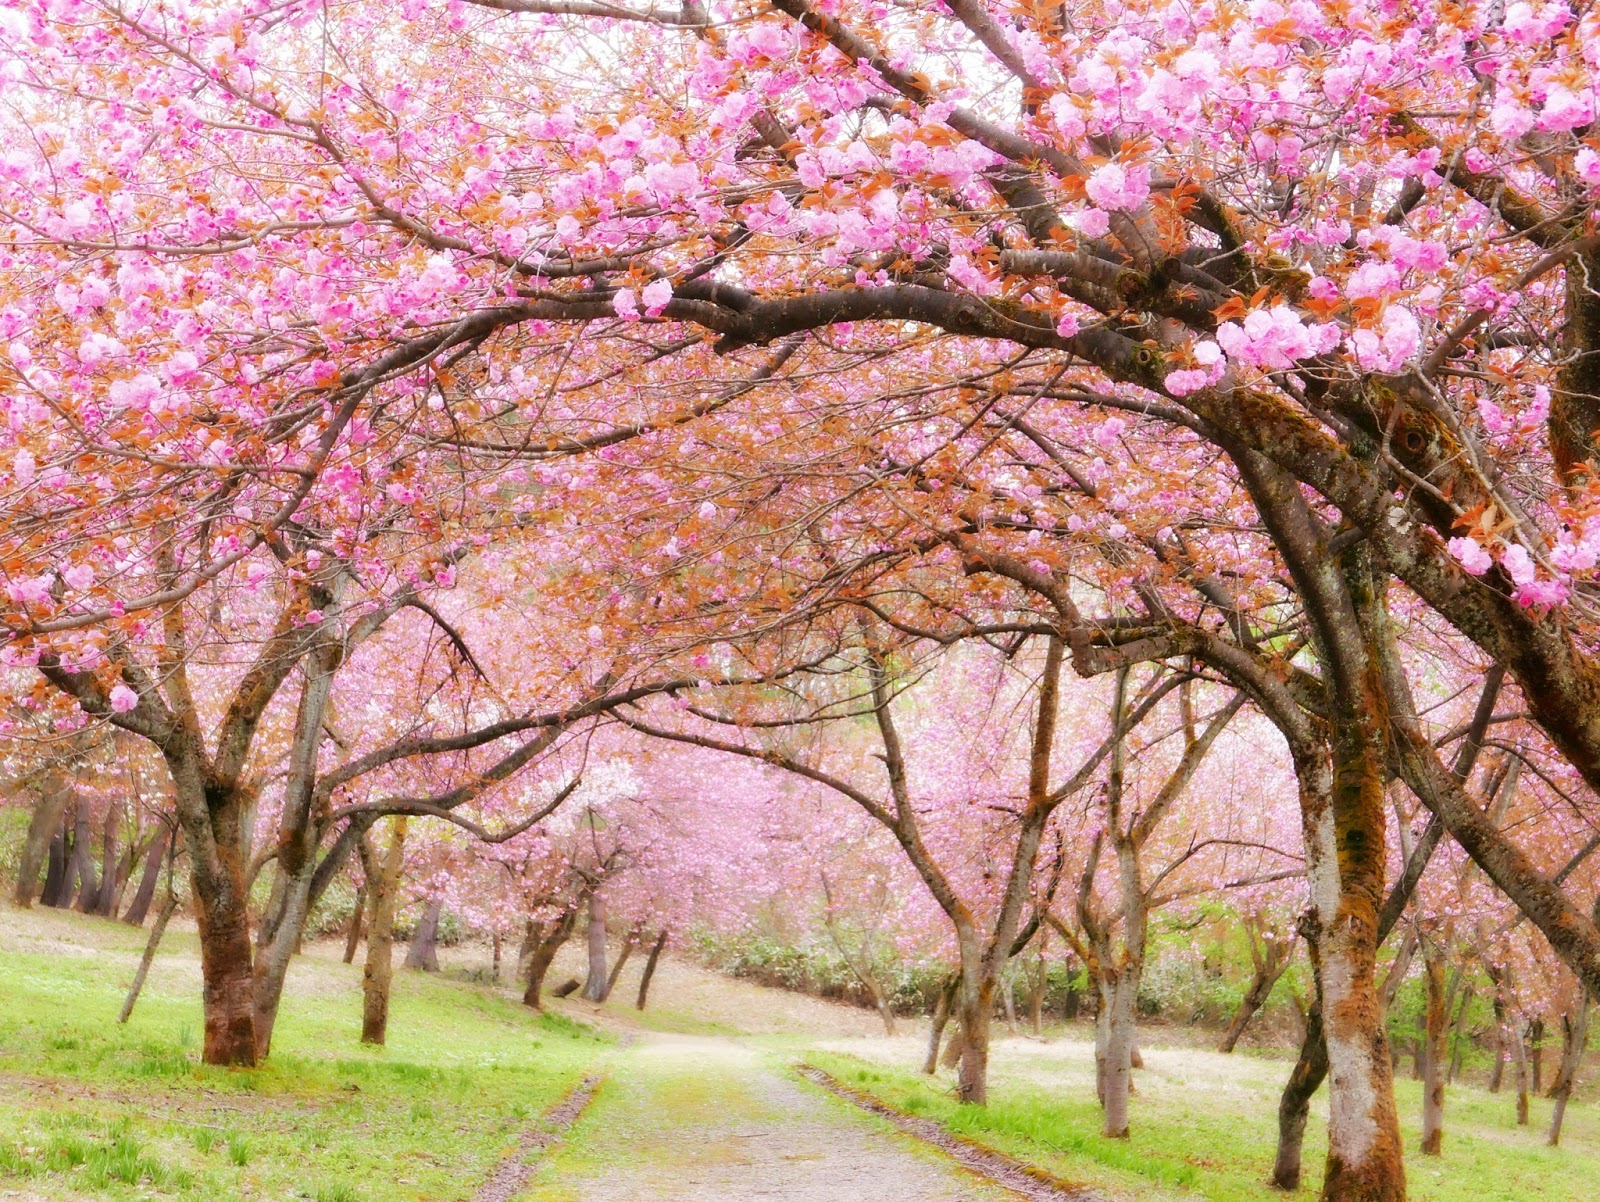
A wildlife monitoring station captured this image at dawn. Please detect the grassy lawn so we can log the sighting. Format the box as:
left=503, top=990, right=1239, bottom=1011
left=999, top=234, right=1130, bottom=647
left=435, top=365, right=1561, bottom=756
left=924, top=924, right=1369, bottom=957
left=0, top=904, right=607, bottom=1202
left=805, top=1033, right=1600, bottom=1202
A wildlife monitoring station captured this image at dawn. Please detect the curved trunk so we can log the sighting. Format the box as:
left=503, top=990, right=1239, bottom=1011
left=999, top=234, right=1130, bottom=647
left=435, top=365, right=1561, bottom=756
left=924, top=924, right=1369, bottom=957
left=119, top=891, right=180, bottom=1024
left=636, top=929, right=668, bottom=1011
left=360, top=818, right=407, bottom=1045
left=1511, top=1021, right=1532, bottom=1124
left=342, top=885, right=366, bottom=964
left=121, top=825, right=169, bottom=926
left=600, top=926, right=639, bottom=1002
left=1273, top=998, right=1329, bottom=1191
left=523, top=907, right=578, bottom=1010
left=1220, top=942, right=1292, bottom=1054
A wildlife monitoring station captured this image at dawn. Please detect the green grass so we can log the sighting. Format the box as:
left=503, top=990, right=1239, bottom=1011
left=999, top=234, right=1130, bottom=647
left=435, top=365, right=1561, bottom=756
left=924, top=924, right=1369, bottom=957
left=803, top=1040, right=1600, bottom=1202
left=0, top=904, right=608, bottom=1201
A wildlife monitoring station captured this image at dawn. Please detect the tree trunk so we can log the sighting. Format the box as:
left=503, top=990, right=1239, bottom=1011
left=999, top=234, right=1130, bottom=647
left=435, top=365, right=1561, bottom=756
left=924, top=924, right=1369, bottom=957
left=92, top=802, right=122, bottom=917
left=600, top=927, right=638, bottom=1002
left=923, top=977, right=956, bottom=1074
left=491, top=930, right=502, bottom=982
left=122, top=825, right=169, bottom=926
left=1547, top=995, right=1591, bottom=1147
left=119, top=891, right=180, bottom=1024
left=636, top=929, right=668, bottom=1011
left=1028, top=957, right=1047, bottom=1035
left=360, top=818, right=407, bottom=1045
left=580, top=891, right=608, bottom=1002
left=1220, top=940, right=1292, bottom=1054
left=41, top=824, right=69, bottom=908
left=1273, top=997, right=1329, bottom=1191
left=404, top=897, right=442, bottom=972
left=343, top=885, right=366, bottom=963
left=13, top=784, right=71, bottom=907
left=1299, top=714, right=1405, bottom=1202
left=1447, top=985, right=1474, bottom=1085
left=70, top=809, right=98, bottom=912
left=1511, top=1020, right=1532, bottom=1125
left=1100, top=974, right=1136, bottom=1138
left=1530, top=1018, right=1545, bottom=1093
left=522, top=907, right=578, bottom=1010
left=1420, top=948, right=1448, bottom=1155
left=955, top=979, right=993, bottom=1105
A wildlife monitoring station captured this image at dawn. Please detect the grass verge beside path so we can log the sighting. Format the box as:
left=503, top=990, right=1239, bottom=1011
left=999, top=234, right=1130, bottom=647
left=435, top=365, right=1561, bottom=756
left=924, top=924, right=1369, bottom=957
left=0, top=904, right=607, bottom=1202
left=803, top=1042, right=1600, bottom=1202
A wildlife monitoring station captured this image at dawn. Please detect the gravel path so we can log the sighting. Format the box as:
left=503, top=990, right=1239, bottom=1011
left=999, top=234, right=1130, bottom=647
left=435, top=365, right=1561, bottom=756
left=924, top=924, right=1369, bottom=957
left=528, top=1035, right=1014, bottom=1201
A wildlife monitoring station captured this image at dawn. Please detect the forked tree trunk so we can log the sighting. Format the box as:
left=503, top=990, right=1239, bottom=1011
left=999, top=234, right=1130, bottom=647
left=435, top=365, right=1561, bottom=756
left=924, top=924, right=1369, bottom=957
left=1419, top=947, right=1449, bottom=1155
left=122, top=825, right=169, bottom=926
left=636, top=928, right=668, bottom=1011
left=1547, top=995, right=1591, bottom=1147
left=13, top=784, right=71, bottom=907
left=343, top=885, right=366, bottom=963
left=522, top=906, right=579, bottom=1010
left=923, top=978, right=956, bottom=1074
left=1220, top=936, right=1293, bottom=1054
left=404, top=898, right=443, bottom=972
left=360, top=818, right=407, bottom=1045
left=580, top=892, right=608, bottom=1002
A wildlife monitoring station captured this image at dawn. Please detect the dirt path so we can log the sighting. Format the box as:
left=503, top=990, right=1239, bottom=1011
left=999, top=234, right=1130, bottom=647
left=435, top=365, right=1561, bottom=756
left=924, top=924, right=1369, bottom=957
left=520, top=1035, right=1014, bottom=1202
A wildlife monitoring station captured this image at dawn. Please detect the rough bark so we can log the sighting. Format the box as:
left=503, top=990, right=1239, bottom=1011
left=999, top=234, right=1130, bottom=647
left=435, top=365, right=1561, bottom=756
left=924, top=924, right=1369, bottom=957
left=404, top=897, right=443, bottom=972
left=636, top=928, right=668, bottom=1010
left=122, top=824, right=170, bottom=926
left=360, top=817, right=407, bottom=1045
left=1099, top=974, right=1137, bottom=1138
left=579, top=891, right=608, bottom=1002
left=954, top=968, right=994, bottom=1105
left=13, top=782, right=71, bottom=907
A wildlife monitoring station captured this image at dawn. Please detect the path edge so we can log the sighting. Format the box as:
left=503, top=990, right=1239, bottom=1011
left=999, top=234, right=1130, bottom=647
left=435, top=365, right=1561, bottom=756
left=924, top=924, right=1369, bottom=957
left=794, top=1062, right=1102, bottom=1202
left=470, top=1072, right=604, bottom=1202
